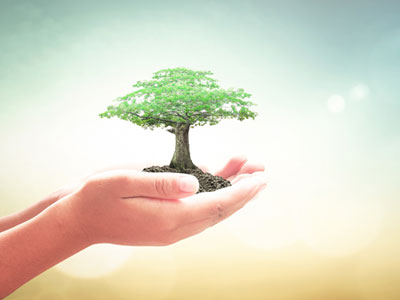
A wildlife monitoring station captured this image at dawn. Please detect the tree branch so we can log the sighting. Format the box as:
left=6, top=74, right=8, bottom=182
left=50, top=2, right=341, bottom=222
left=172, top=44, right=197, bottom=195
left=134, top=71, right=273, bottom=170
left=172, top=111, right=188, bottom=121
left=127, top=112, right=178, bottom=125
left=187, top=112, right=211, bottom=119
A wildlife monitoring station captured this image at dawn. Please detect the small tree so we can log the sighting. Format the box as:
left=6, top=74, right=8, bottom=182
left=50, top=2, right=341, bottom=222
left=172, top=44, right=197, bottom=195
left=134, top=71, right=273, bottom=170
left=100, top=67, right=257, bottom=171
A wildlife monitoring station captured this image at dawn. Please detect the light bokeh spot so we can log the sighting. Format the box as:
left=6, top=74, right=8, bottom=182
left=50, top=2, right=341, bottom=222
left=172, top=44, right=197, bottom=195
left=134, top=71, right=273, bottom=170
left=55, top=244, right=134, bottom=278
left=350, top=83, right=370, bottom=101
left=327, top=95, right=346, bottom=113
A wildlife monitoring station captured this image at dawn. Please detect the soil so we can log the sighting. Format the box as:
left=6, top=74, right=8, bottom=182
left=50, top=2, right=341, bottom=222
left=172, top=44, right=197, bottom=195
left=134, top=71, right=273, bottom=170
left=142, top=165, right=231, bottom=193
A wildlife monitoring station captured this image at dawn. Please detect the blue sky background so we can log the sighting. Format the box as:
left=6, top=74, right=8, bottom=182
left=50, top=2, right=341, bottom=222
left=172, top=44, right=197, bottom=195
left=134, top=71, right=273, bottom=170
left=1, top=1, right=399, bottom=299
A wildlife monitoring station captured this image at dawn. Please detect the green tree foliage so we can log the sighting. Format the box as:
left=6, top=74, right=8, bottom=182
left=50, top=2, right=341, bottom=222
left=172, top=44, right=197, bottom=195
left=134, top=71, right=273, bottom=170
left=99, top=67, right=257, bottom=130
left=100, top=67, right=258, bottom=170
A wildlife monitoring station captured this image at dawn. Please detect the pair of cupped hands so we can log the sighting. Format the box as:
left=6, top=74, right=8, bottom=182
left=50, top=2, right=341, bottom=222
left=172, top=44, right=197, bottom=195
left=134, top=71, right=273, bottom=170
left=38, top=156, right=266, bottom=248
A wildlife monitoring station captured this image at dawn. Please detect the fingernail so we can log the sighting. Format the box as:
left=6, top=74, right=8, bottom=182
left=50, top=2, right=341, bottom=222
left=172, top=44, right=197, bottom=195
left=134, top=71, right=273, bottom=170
left=179, top=176, right=198, bottom=193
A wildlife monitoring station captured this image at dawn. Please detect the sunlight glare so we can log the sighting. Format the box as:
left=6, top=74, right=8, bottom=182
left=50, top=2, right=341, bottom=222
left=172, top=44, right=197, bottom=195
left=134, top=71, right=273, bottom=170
left=349, top=83, right=370, bottom=101
left=224, top=192, right=299, bottom=250
left=55, top=244, right=134, bottom=278
left=327, top=95, right=345, bottom=113
left=295, top=195, right=383, bottom=257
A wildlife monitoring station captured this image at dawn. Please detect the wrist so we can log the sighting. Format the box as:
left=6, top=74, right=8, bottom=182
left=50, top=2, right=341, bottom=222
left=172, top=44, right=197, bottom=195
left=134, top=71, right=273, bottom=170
left=0, top=193, right=91, bottom=297
left=50, top=192, right=93, bottom=250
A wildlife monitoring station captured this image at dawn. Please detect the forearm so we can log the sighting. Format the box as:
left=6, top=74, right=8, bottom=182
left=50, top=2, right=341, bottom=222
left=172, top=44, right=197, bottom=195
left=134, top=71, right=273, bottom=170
left=0, top=195, right=58, bottom=233
left=0, top=195, right=89, bottom=298
left=0, top=182, right=80, bottom=233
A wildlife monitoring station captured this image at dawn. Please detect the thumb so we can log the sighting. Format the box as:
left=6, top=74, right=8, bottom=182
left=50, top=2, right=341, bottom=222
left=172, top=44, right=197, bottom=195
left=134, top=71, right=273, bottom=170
left=120, top=171, right=199, bottom=199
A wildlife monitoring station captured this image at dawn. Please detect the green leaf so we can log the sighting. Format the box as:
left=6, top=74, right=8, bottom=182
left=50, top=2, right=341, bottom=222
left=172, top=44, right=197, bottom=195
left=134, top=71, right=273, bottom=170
left=99, top=67, right=257, bottom=129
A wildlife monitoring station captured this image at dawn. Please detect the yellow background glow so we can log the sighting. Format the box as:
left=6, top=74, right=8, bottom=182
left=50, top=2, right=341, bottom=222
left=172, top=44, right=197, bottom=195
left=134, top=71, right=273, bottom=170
left=1, top=1, right=399, bottom=299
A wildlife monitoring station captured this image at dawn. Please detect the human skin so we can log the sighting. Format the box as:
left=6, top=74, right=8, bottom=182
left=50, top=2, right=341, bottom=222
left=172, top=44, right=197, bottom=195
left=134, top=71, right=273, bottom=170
left=0, top=156, right=266, bottom=298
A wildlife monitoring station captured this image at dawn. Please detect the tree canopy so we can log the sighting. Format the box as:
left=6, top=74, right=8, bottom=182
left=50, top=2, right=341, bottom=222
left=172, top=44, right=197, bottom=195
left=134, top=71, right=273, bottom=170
left=99, top=67, right=257, bottom=130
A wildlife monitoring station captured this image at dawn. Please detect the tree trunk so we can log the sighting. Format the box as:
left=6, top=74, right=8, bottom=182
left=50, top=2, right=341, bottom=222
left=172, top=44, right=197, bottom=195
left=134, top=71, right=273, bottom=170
left=169, top=123, right=197, bottom=170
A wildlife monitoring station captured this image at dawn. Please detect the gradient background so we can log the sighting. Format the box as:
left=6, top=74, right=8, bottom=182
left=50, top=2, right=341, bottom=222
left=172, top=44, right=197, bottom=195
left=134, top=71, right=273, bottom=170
left=1, top=0, right=400, bottom=299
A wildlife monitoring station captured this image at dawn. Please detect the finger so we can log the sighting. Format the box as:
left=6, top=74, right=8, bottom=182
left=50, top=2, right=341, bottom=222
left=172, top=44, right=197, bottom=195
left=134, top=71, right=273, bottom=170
left=127, top=171, right=199, bottom=199
left=60, top=163, right=148, bottom=203
left=197, top=164, right=210, bottom=173
left=178, top=175, right=267, bottom=227
left=227, top=162, right=265, bottom=181
left=236, top=161, right=265, bottom=176
left=231, top=173, right=252, bottom=184
left=231, top=171, right=267, bottom=184
left=214, top=155, right=247, bottom=179
left=170, top=176, right=267, bottom=242
left=93, top=170, right=200, bottom=199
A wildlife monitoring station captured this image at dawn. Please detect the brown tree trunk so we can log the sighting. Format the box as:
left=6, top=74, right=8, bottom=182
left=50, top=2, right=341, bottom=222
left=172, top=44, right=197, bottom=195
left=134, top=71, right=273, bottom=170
left=169, top=123, right=197, bottom=170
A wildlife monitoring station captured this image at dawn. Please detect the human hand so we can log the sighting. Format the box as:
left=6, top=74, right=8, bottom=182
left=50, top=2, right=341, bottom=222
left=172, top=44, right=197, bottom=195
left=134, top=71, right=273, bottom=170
left=0, top=157, right=266, bottom=299
left=213, top=155, right=265, bottom=183
left=57, top=158, right=266, bottom=247
left=42, top=155, right=264, bottom=207
left=0, top=156, right=264, bottom=234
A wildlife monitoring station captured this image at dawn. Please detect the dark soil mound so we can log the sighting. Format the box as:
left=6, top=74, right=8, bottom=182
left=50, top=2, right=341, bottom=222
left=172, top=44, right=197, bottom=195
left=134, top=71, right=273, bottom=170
left=142, top=165, right=231, bottom=194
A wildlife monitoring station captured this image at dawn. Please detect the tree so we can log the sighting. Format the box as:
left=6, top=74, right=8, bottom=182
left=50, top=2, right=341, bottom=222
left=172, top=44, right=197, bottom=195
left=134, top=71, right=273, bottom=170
left=99, top=67, right=258, bottom=171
